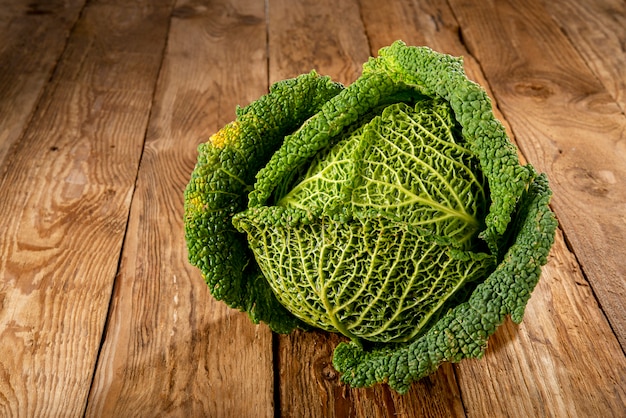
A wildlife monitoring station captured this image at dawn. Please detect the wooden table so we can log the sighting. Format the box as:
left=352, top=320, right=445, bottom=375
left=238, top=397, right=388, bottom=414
left=1, top=0, right=625, bottom=416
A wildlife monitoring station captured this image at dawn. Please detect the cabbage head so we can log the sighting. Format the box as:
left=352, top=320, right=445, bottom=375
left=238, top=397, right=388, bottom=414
left=184, top=41, right=557, bottom=393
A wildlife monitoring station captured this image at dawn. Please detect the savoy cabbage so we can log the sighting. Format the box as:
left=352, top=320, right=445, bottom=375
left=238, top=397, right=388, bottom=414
left=184, top=41, right=557, bottom=393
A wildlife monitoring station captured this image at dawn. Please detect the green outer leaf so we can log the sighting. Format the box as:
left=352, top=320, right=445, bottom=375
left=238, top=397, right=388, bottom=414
left=233, top=205, right=495, bottom=343
left=372, top=41, right=532, bottom=253
left=332, top=173, right=558, bottom=394
left=183, top=71, right=343, bottom=333
left=248, top=71, right=404, bottom=207
left=277, top=100, right=487, bottom=249
left=250, top=41, right=530, bottom=253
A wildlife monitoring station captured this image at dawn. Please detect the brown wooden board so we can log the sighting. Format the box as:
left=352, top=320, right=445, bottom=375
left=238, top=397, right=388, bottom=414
left=267, top=0, right=371, bottom=85
left=543, top=0, right=626, bottom=112
left=85, top=0, right=275, bottom=416
left=0, top=1, right=172, bottom=415
left=0, top=0, right=85, bottom=165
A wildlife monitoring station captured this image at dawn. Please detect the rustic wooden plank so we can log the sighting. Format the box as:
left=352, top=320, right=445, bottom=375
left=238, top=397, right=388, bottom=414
left=0, top=0, right=85, bottom=165
left=268, top=1, right=466, bottom=416
left=0, top=1, right=172, bottom=416
left=449, top=0, right=626, bottom=349
left=85, top=0, right=275, bottom=416
left=359, top=0, right=626, bottom=414
left=543, top=0, right=626, bottom=112
left=268, top=0, right=371, bottom=85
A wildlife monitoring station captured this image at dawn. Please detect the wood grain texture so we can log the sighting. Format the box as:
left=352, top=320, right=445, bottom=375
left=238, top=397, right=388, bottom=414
left=85, top=0, right=275, bottom=416
left=543, top=0, right=626, bottom=112
left=0, top=0, right=85, bottom=165
left=268, top=0, right=371, bottom=85
left=449, top=0, right=626, bottom=349
left=0, top=1, right=171, bottom=416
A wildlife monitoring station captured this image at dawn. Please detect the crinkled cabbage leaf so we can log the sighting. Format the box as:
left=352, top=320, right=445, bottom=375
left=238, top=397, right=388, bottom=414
left=233, top=99, right=495, bottom=343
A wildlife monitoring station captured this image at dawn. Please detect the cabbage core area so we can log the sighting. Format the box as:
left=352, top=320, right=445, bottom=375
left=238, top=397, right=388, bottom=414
left=233, top=98, right=495, bottom=343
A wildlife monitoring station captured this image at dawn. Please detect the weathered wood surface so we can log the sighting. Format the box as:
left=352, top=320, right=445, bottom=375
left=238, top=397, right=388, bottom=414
left=85, top=0, right=275, bottom=416
left=542, top=0, right=626, bottom=113
left=0, top=1, right=174, bottom=416
left=0, top=0, right=624, bottom=416
left=0, top=0, right=85, bottom=165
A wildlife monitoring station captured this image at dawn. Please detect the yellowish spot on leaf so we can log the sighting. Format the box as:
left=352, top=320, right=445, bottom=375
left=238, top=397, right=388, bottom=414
left=210, top=121, right=240, bottom=148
